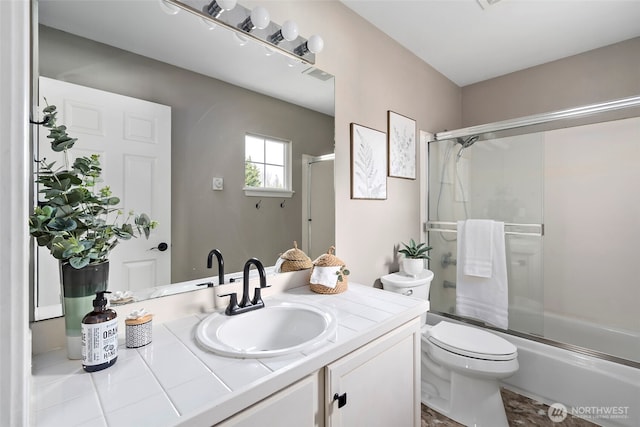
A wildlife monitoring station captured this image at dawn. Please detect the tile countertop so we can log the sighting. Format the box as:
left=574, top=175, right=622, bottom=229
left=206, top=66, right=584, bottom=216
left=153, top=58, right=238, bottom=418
left=32, top=283, right=428, bottom=427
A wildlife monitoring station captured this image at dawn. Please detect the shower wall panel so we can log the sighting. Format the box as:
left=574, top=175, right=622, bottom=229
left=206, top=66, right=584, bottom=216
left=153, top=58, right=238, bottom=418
left=543, top=116, right=640, bottom=335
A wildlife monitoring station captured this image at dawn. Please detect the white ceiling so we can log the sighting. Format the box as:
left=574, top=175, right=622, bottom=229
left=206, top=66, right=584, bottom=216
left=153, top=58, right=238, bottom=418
left=341, top=0, right=640, bottom=87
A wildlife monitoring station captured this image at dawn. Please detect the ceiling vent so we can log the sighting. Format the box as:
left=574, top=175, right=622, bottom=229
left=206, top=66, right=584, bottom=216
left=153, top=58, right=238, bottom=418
left=302, top=67, right=333, bottom=81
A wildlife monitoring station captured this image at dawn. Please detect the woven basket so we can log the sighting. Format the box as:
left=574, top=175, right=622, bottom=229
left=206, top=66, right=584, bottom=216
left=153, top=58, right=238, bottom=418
left=279, top=241, right=313, bottom=272
left=309, top=246, right=349, bottom=294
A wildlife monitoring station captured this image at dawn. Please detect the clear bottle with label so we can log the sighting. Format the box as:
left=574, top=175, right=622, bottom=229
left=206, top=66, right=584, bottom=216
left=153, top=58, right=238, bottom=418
left=81, top=290, right=118, bottom=372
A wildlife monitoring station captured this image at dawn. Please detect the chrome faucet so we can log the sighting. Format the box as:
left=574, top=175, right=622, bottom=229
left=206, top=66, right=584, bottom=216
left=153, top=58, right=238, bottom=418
left=207, top=249, right=225, bottom=285
left=221, top=257, right=269, bottom=316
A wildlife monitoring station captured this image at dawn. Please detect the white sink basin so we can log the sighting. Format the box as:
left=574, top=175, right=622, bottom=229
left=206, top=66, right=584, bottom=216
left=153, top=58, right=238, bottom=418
left=196, top=300, right=337, bottom=358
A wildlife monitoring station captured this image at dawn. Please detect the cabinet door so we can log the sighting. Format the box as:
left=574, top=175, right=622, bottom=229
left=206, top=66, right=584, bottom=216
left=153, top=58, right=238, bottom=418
left=217, top=372, right=322, bottom=427
left=325, top=319, right=421, bottom=427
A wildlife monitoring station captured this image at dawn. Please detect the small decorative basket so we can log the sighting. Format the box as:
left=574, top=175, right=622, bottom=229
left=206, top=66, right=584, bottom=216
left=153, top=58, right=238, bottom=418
left=125, top=310, right=153, bottom=348
left=309, top=246, right=349, bottom=294
left=279, top=241, right=313, bottom=272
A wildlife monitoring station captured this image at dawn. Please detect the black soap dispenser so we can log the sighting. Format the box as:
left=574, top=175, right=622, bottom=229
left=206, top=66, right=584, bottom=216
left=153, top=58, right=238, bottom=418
left=81, top=290, right=118, bottom=372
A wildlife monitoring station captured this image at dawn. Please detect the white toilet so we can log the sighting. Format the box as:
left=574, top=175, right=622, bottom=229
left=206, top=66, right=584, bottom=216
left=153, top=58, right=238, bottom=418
left=422, top=321, right=518, bottom=427
left=381, top=270, right=519, bottom=427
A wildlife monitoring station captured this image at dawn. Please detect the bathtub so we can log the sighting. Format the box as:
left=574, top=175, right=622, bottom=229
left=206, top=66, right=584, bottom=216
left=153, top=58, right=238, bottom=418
left=427, top=312, right=640, bottom=427
left=508, top=305, right=640, bottom=363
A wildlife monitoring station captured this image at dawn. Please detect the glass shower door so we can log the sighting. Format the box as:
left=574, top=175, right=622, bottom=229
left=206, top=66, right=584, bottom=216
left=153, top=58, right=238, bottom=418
left=426, top=133, right=545, bottom=336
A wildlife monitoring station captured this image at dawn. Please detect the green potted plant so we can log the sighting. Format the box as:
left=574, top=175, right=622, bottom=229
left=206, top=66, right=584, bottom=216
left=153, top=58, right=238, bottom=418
left=29, top=103, right=157, bottom=359
left=398, top=238, right=432, bottom=277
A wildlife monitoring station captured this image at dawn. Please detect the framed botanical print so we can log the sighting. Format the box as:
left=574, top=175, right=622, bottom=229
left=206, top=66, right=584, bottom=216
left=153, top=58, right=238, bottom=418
left=387, top=110, right=416, bottom=179
left=350, top=123, right=387, bottom=200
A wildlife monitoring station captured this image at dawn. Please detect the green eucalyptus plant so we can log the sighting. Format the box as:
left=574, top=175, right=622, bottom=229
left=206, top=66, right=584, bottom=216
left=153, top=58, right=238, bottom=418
left=29, top=104, right=157, bottom=269
left=398, top=238, right=432, bottom=260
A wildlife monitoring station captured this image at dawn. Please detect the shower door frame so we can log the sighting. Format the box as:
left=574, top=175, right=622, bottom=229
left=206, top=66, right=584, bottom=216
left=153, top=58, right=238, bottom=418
left=420, top=95, right=640, bottom=369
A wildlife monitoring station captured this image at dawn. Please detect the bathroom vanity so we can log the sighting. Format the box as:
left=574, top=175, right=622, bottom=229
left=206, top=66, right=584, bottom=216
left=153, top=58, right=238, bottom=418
left=32, top=283, right=428, bottom=426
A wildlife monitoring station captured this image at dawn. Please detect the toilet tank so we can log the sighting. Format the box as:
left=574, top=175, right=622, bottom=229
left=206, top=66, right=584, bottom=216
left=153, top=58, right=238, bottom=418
left=381, top=270, right=433, bottom=324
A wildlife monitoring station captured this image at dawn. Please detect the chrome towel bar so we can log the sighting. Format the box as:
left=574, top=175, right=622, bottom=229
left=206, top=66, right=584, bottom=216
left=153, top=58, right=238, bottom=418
left=425, top=221, right=544, bottom=237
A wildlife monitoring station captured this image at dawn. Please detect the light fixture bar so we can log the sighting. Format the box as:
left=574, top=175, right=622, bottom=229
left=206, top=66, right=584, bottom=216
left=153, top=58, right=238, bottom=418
left=163, top=0, right=319, bottom=65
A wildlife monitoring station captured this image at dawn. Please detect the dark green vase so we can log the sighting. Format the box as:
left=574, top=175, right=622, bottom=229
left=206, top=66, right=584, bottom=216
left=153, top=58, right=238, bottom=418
left=60, top=261, right=109, bottom=359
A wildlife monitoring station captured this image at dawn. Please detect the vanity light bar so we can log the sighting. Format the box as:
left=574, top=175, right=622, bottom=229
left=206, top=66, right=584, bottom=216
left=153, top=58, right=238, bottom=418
left=162, top=0, right=322, bottom=65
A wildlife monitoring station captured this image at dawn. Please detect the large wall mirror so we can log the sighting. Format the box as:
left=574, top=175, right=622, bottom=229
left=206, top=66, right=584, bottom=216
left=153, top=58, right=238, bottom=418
left=34, top=0, right=335, bottom=320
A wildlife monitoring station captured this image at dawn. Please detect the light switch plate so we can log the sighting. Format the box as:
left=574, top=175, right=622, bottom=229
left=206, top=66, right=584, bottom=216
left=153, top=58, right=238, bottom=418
left=212, top=177, right=223, bottom=191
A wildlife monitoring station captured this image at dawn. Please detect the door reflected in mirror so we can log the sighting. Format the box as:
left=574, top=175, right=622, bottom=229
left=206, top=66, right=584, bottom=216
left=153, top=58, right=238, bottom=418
left=34, top=0, right=335, bottom=320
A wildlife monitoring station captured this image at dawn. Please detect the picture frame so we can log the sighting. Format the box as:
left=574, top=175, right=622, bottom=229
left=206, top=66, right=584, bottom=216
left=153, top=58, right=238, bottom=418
left=350, top=123, right=387, bottom=200
left=387, top=110, right=417, bottom=179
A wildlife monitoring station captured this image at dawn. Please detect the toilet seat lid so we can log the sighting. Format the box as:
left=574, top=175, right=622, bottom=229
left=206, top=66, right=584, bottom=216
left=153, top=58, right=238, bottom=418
left=428, top=321, right=517, bottom=361
left=380, top=270, right=434, bottom=287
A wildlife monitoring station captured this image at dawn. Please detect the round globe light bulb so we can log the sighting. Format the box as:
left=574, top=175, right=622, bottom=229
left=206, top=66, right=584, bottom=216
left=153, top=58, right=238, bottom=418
left=250, top=6, right=270, bottom=30
left=201, top=17, right=217, bottom=30
left=281, top=20, right=299, bottom=41
left=217, top=0, right=237, bottom=11
left=307, top=35, right=324, bottom=54
left=158, top=0, right=180, bottom=15
left=234, top=32, right=249, bottom=46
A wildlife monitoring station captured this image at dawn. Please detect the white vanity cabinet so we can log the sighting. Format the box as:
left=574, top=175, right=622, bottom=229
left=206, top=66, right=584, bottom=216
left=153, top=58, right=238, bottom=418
left=217, top=372, right=323, bottom=427
left=218, top=319, right=422, bottom=427
left=325, top=319, right=422, bottom=427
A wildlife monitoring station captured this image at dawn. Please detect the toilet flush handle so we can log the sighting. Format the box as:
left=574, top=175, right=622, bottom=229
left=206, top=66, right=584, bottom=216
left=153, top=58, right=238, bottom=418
left=402, top=289, right=413, bottom=296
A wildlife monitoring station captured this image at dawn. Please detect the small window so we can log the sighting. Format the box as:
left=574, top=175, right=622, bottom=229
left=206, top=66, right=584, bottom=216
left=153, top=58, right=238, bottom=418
left=244, top=134, right=294, bottom=197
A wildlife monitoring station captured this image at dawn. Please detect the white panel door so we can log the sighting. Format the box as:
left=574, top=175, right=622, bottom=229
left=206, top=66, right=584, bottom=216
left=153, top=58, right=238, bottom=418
left=302, top=154, right=335, bottom=260
left=36, top=77, right=171, bottom=317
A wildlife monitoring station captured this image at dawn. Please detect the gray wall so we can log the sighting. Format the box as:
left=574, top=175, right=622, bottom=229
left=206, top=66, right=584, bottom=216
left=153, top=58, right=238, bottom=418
left=39, top=25, right=335, bottom=280
left=282, top=1, right=462, bottom=286
left=461, top=37, right=640, bottom=125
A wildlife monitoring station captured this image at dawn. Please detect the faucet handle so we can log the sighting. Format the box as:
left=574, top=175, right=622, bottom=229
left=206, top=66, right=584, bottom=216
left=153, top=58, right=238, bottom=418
left=196, top=282, right=215, bottom=288
left=219, top=292, right=239, bottom=316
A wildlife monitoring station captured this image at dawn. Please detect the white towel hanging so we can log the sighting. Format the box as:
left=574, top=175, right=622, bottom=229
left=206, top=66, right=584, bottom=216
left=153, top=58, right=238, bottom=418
left=456, top=220, right=509, bottom=329
left=460, top=219, right=494, bottom=278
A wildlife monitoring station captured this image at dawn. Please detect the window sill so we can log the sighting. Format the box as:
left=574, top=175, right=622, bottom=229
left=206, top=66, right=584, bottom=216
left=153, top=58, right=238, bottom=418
left=243, top=188, right=295, bottom=198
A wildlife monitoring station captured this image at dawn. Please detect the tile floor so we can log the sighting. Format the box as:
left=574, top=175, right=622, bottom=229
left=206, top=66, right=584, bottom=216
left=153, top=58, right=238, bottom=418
left=420, top=388, right=597, bottom=426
